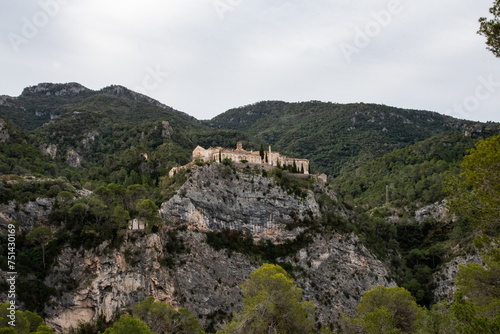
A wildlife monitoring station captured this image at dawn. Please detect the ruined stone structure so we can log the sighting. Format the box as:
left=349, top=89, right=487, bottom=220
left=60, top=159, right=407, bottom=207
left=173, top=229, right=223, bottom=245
left=128, top=218, right=145, bottom=230
left=169, top=142, right=309, bottom=177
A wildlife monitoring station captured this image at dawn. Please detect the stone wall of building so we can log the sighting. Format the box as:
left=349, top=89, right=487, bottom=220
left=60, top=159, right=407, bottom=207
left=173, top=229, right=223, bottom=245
left=175, top=142, right=309, bottom=176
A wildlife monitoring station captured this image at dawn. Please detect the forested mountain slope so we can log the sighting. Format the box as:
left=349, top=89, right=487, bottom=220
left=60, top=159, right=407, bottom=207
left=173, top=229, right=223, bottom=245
left=331, top=125, right=500, bottom=210
left=2, top=83, right=500, bottom=333
left=207, top=101, right=484, bottom=176
left=0, top=83, right=260, bottom=183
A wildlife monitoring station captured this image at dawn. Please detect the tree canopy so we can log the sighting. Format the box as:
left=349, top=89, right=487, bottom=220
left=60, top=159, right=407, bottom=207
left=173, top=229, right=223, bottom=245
left=447, top=134, right=500, bottom=235
left=101, top=314, right=152, bottom=334
left=219, top=263, right=315, bottom=334
left=479, top=0, right=500, bottom=57
left=0, top=304, right=54, bottom=334
left=132, top=297, right=204, bottom=334
left=341, top=285, right=426, bottom=334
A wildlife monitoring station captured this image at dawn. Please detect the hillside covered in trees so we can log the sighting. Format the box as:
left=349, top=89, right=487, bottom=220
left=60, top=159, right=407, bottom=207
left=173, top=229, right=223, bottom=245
left=1, top=82, right=500, bottom=333
left=206, top=100, right=485, bottom=177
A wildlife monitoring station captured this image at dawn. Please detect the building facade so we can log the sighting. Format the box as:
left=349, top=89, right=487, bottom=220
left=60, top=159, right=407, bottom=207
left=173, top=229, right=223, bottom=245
left=169, top=142, right=309, bottom=177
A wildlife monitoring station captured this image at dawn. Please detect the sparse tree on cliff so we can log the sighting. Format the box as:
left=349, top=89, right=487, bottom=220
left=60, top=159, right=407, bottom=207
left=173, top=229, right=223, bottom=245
left=26, top=227, right=53, bottom=269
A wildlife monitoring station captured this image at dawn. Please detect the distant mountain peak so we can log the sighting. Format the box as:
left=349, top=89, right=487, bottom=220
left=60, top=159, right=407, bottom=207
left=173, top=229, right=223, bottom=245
left=21, top=82, right=89, bottom=97
left=99, top=85, right=171, bottom=110
left=0, top=95, right=21, bottom=109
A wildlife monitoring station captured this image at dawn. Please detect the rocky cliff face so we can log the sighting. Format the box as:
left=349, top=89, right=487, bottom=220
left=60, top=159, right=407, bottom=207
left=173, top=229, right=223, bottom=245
left=414, top=200, right=451, bottom=223
left=0, top=118, right=9, bottom=143
left=433, top=253, right=483, bottom=302
left=284, top=232, right=394, bottom=326
left=21, top=83, right=89, bottom=97
left=160, top=163, right=325, bottom=241
left=43, top=227, right=392, bottom=333
left=38, top=164, right=392, bottom=332
left=40, top=143, right=58, bottom=159
left=161, top=120, right=173, bottom=139
left=0, top=197, right=54, bottom=232
left=44, top=230, right=255, bottom=333
left=66, top=150, right=82, bottom=168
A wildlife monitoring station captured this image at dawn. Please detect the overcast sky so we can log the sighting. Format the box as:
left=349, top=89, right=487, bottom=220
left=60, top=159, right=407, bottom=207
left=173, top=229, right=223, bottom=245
left=1, top=0, right=499, bottom=122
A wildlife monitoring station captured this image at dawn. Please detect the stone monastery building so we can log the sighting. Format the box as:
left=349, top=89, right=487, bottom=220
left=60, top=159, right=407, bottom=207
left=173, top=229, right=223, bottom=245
left=169, top=142, right=309, bottom=177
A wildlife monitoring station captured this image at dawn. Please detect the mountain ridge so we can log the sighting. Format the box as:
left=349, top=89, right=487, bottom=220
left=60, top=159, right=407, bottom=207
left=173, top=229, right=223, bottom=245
left=0, top=82, right=198, bottom=132
left=206, top=100, right=488, bottom=176
left=1, top=82, right=499, bottom=178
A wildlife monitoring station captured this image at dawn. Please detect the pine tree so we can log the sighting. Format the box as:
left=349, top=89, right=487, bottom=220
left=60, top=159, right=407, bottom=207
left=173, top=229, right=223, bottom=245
left=26, top=227, right=52, bottom=269
left=219, top=264, right=315, bottom=334
left=478, top=0, right=500, bottom=57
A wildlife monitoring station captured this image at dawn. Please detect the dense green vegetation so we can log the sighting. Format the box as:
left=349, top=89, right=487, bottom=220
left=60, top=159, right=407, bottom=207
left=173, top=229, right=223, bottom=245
left=0, top=118, right=63, bottom=178
left=207, top=101, right=483, bottom=177
left=0, top=303, right=54, bottom=333
left=342, top=134, right=500, bottom=333
left=331, top=131, right=478, bottom=210
left=218, top=264, right=318, bottom=334
left=2, top=83, right=500, bottom=333
left=328, top=129, right=500, bottom=306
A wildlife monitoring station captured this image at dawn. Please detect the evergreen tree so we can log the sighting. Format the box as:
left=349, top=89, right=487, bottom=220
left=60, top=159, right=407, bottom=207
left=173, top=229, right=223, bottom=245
left=478, top=0, right=500, bottom=57
left=341, top=285, right=426, bottom=333
left=259, top=144, right=264, bottom=160
left=26, top=227, right=53, bottom=269
left=132, top=297, right=204, bottom=334
left=218, top=264, right=315, bottom=334
left=103, top=314, right=153, bottom=334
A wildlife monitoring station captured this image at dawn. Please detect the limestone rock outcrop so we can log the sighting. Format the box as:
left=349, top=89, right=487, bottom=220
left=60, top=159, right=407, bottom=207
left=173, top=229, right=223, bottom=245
left=285, top=232, right=394, bottom=325
left=160, top=163, right=322, bottom=241
left=66, top=150, right=82, bottom=168
left=433, top=253, right=483, bottom=302
left=415, top=200, right=450, bottom=223
left=42, top=229, right=392, bottom=333
left=0, top=164, right=392, bottom=333
left=43, top=230, right=254, bottom=333
left=40, top=143, right=58, bottom=159
left=161, top=121, right=173, bottom=138
left=0, top=118, right=9, bottom=143
left=0, top=197, right=54, bottom=232
left=82, top=131, right=100, bottom=149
